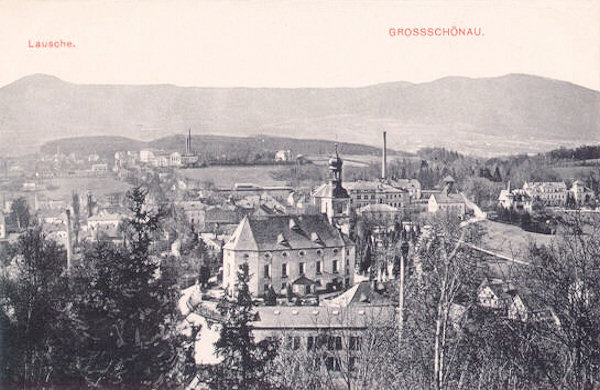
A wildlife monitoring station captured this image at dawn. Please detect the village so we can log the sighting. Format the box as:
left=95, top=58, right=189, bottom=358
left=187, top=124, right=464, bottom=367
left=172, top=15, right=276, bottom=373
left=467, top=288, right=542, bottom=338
left=1, top=127, right=599, bottom=388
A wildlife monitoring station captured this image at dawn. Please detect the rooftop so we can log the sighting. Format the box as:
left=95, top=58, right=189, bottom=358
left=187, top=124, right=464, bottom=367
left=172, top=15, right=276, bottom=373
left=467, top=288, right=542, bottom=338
left=224, top=214, right=351, bottom=252
left=253, top=305, right=395, bottom=330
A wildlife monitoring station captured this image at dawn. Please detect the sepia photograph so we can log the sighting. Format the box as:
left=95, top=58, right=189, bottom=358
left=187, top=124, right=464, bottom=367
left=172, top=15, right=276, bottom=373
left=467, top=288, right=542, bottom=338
left=0, top=0, right=599, bottom=388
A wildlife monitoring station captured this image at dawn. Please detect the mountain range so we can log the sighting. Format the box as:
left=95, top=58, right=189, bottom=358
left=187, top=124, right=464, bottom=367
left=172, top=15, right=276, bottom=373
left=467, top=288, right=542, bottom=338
left=1, top=73, right=599, bottom=156
left=39, top=134, right=394, bottom=160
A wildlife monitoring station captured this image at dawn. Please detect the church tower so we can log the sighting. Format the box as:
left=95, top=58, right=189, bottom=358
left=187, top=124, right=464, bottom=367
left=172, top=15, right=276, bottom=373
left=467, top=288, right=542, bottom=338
left=321, top=144, right=350, bottom=234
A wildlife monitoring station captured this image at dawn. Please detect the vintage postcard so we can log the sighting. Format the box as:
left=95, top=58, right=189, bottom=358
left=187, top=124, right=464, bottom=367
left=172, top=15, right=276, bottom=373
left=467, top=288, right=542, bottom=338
left=0, top=0, right=599, bottom=389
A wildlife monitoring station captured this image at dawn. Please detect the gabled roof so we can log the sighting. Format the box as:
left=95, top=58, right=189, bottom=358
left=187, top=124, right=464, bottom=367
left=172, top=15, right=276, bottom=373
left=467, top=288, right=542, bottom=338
left=389, top=179, right=421, bottom=190
left=223, top=216, right=259, bottom=251
left=224, top=214, right=351, bottom=251
left=430, top=192, right=464, bottom=204
left=324, top=281, right=394, bottom=307
left=312, top=182, right=350, bottom=199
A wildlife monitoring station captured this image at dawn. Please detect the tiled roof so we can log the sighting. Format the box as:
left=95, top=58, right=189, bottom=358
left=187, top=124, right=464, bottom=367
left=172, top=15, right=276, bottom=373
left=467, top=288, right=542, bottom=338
left=357, top=203, right=399, bottom=213
left=390, top=179, right=421, bottom=189
left=324, top=281, right=394, bottom=307
left=312, top=182, right=350, bottom=199
left=253, top=305, right=395, bottom=329
left=430, top=192, right=464, bottom=204
left=525, top=181, right=567, bottom=191
left=344, top=181, right=405, bottom=192
left=224, top=214, right=351, bottom=251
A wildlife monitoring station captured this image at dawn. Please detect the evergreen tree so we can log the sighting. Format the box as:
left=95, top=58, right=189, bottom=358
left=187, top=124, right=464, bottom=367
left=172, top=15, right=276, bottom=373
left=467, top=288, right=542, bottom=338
left=70, top=187, right=193, bottom=388
left=211, top=262, right=275, bottom=389
left=9, top=197, right=30, bottom=230
left=0, top=227, right=74, bottom=387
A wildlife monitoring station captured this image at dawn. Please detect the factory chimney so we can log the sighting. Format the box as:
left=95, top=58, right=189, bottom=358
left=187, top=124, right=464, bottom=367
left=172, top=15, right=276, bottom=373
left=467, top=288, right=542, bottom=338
left=381, top=131, right=387, bottom=180
left=65, top=208, right=72, bottom=270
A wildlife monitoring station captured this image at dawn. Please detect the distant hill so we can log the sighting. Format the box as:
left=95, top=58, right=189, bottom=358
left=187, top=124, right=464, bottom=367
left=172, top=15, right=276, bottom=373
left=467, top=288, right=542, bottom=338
left=40, top=134, right=396, bottom=160
left=41, top=136, right=145, bottom=157
left=2, top=73, right=599, bottom=156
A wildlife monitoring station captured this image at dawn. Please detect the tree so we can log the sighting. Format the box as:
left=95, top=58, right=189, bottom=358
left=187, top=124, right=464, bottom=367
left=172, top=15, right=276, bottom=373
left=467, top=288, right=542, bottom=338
left=264, top=307, right=401, bottom=390
left=69, top=186, right=192, bottom=388
left=10, top=197, right=30, bottom=230
left=71, top=191, right=81, bottom=248
left=210, top=262, right=275, bottom=389
left=0, top=227, right=74, bottom=388
left=400, top=214, right=483, bottom=390
left=517, top=215, right=600, bottom=389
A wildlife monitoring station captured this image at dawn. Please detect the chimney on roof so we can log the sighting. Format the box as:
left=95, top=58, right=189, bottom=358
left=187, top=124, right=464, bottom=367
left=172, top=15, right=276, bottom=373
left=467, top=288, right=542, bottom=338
left=381, top=131, right=387, bottom=181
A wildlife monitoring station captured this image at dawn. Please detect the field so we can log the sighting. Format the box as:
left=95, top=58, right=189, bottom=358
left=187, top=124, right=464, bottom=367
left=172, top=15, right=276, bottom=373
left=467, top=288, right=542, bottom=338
left=477, top=219, right=554, bottom=261
left=180, top=166, right=290, bottom=188
left=41, top=177, right=131, bottom=198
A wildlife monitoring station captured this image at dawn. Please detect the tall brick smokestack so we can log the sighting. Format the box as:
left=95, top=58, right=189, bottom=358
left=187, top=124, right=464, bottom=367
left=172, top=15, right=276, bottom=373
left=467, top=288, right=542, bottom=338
left=382, top=131, right=387, bottom=180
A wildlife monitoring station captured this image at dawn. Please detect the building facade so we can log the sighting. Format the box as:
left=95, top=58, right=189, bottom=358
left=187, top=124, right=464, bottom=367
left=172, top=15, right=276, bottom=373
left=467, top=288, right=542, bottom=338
left=344, top=181, right=409, bottom=210
left=523, top=181, right=568, bottom=207
left=223, top=214, right=355, bottom=297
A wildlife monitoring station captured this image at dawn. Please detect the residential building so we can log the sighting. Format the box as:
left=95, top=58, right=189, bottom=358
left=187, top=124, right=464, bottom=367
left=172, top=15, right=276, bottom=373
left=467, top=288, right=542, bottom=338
left=87, top=210, right=123, bottom=241
left=389, top=178, right=422, bottom=200
left=427, top=175, right=467, bottom=215
left=275, top=150, right=293, bottom=162
left=223, top=214, right=355, bottom=297
left=570, top=180, right=595, bottom=204
left=523, top=181, right=568, bottom=207
left=343, top=181, right=409, bottom=210
left=252, top=305, right=395, bottom=374
left=498, top=182, right=533, bottom=213
left=428, top=190, right=466, bottom=215
left=139, top=149, right=156, bottom=163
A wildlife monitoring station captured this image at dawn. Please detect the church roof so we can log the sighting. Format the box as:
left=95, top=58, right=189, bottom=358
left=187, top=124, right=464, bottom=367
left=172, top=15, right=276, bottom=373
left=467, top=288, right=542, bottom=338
left=224, top=214, right=351, bottom=251
left=312, top=182, right=350, bottom=199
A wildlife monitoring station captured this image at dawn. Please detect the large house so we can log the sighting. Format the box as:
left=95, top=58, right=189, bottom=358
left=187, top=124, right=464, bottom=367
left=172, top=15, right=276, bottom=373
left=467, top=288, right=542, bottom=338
left=252, top=305, right=394, bottom=373
left=223, top=214, right=356, bottom=298
left=523, top=181, right=568, bottom=207
left=343, top=181, right=409, bottom=210
left=569, top=180, right=595, bottom=205
left=498, top=182, right=533, bottom=213
left=389, top=178, right=422, bottom=200
left=427, top=176, right=467, bottom=215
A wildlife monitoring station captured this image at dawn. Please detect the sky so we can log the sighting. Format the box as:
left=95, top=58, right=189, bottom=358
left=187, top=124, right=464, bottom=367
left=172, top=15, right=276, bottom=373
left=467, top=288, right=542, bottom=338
left=0, top=0, right=599, bottom=90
